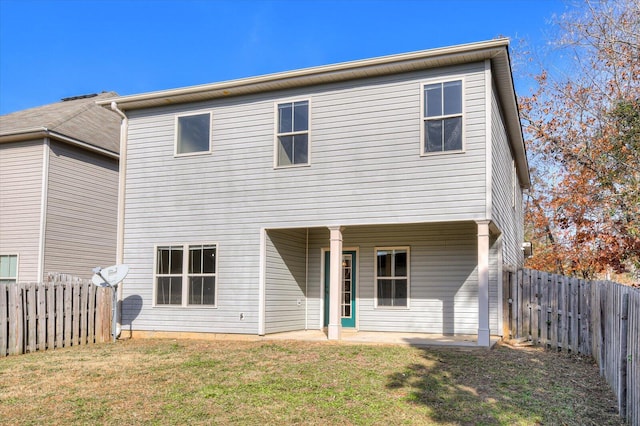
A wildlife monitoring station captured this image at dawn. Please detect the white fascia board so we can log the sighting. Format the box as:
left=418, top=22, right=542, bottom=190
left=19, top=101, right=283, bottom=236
left=98, top=39, right=511, bottom=110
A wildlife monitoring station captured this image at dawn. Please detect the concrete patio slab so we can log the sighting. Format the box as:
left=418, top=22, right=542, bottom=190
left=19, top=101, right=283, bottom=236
left=262, top=329, right=500, bottom=348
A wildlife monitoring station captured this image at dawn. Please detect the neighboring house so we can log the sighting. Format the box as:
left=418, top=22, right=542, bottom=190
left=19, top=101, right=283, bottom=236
left=0, top=92, right=121, bottom=283
left=101, top=39, right=530, bottom=346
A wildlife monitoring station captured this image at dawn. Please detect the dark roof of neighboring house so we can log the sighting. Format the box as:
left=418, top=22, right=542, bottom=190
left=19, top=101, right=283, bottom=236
left=0, top=91, right=121, bottom=157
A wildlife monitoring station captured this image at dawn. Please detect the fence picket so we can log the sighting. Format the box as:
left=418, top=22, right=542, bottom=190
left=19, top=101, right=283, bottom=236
left=550, top=275, right=558, bottom=349
left=559, top=276, right=568, bottom=352
left=540, top=271, right=549, bottom=346
left=72, top=280, right=80, bottom=346
left=80, top=283, right=88, bottom=345
left=47, top=284, right=55, bottom=349
left=26, top=282, right=37, bottom=353
left=37, top=284, right=47, bottom=351
left=531, top=270, right=539, bottom=344
left=55, top=282, right=64, bottom=348
left=522, top=269, right=530, bottom=339
left=570, top=278, right=579, bottom=353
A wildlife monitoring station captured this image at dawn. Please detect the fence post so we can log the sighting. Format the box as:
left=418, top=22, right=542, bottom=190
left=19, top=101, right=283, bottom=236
left=619, top=292, right=629, bottom=419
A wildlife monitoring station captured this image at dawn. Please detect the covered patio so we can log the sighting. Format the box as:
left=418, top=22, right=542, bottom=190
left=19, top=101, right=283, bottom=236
left=260, top=221, right=504, bottom=347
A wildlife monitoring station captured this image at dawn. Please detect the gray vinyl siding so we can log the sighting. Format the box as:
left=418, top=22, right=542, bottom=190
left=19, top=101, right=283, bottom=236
left=264, top=229, right=307, bottom=333
left=490, top=85, right=523, bottom=268
left=0, top=140, right=43, bottom=282
left=303, top=223, right=487, bottom=335
left=121, top=63, right=491, bottom=334
left=43, top=141, right=118, bottom=279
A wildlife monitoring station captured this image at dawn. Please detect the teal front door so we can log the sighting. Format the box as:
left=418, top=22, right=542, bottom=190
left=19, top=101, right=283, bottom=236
left=324, top=251, right=356, bottom=328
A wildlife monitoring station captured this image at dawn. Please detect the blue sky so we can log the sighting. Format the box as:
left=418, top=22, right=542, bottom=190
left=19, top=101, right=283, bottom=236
left=0, top=0, right=568, bottom=115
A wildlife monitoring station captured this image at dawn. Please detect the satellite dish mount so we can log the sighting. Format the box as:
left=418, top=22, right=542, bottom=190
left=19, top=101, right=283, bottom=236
left=92, top=264, right=129, bottom=342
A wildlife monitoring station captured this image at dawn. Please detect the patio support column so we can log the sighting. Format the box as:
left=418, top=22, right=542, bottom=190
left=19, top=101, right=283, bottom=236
left=476, top=220, right=491, bottom=347
left=328, top=226, right=344, bottom=340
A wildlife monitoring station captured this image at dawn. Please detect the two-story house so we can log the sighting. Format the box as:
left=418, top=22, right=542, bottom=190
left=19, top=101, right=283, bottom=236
left=0, top=92, right=120, bottom=283
left=101, top=39, right=529, bottom=346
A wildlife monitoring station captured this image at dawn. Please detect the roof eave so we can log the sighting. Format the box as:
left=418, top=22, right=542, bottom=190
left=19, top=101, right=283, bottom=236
left=0, top=128, right=119, bottom=159
left=97, top=39, right=512, bottom=110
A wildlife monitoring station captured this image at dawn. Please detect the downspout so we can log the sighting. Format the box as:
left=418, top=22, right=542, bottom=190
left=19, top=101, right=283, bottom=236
left=111, top=101, right=128, bottom=338
left=37, top=137, right=50, bottom=281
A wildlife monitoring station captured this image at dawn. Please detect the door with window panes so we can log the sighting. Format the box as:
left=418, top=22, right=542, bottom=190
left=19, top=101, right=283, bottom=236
left=323, top=251, right=356, bottom=328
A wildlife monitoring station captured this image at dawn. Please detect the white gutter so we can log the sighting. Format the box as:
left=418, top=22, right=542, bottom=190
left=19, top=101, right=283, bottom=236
left=96, top=39, right=510, bottom=109
left=110, top=101, right=128, bottom=338
left=0, top=127, right=119, bottom=159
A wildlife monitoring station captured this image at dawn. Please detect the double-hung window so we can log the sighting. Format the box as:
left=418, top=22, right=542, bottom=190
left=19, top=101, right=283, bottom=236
left=375, top=248, right=409, bottom=307
left=155, top=244, right=217, bottom=306
left=422, top=80, right=463, bottom=154
left=175, top=112, right=212, bottom=155
left=276, top=100, right=309, bottom=167
left=0, top=254, right=18, bottom=284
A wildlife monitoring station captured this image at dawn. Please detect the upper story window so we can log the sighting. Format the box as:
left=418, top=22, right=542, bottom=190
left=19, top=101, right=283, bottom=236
left=155, top=244, right=217, bottom=307
left=175, top=112, right=211, bottom=155
left=0, top=254, right=18, bottom=284
left=276, top=100, right=309, bottom=167
left=422, top=80, right=463, bottom=154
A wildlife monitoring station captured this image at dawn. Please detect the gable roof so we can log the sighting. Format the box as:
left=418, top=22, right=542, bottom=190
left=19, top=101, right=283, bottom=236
left=0, top=91, right=121, bottom=158
left=98, top=39, right=529, bottom=187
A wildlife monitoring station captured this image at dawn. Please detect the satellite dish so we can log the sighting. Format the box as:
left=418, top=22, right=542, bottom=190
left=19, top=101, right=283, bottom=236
left=91, top=264, right=129, bottom=343
left=92, top=264, right=129, bottom=288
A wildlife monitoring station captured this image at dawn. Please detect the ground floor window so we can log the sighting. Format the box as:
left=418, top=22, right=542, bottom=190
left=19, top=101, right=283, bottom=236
left=0, top=254, right=18, bottom=284
left=375, top=247, right=409, bottom=307
left=155, top=244, right=217, bottom=306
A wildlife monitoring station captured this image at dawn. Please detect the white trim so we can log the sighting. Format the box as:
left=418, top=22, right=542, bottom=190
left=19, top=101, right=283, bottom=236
left=37, top=138, right=49, bottom=281
left=476, top=220, right=491, bottom=347
left=374, top=246, right=411, bottom=310
left=419, top=76, right=466, bottom=156
left=273, top=98, right=311, bottom=169
left=497, top=234, right=504, bottom=336
left=97, top=39, right=511, bottom=109
left=327, top=226, right=343, bottom=340
left=485, top=60, right=493, bottom=220
left=258, top=228, right=266, bottom=335
left=512, top=160, right=517, bottom=209
left=152, top=242, right=219, bottom=308
left=174, top=111, right=213, bottom=157
left=304, top=227, right=309, bottom=330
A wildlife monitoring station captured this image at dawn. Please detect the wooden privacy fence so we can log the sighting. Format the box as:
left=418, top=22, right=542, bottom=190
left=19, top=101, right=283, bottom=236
left=504, top=269, right=639, bottom=425
left=1, top=274, right=113, bottom=357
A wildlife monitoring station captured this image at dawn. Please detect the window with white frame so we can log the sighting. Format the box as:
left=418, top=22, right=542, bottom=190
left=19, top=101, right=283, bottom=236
left=276, top=100, right=309, bottom=166
left=422, top=80, right=463, bottom=153
left=375, top=248, right=409, bottom=307
left=0, top=254, right=18, bottom=284
left=175, top=112, right=211, bottom=155
left=155, top=244, right=217, bottom=306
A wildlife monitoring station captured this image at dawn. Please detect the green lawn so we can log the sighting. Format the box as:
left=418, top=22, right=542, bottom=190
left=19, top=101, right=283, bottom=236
left=0, top=338, right=623, bottom=425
